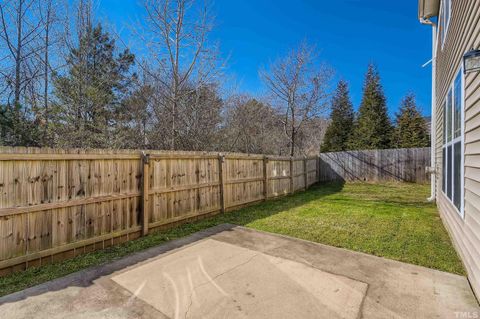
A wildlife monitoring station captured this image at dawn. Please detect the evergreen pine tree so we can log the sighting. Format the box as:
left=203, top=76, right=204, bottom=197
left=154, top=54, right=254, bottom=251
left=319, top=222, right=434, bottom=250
left=53, top=23, right=136, bottom=148
left=321, top=80, right=354, bottom=152
left=393, top=94, right=430, bottom=148
left=350, top=64, right=393, bottom=150
left=0, top=104, right=40, bottom=146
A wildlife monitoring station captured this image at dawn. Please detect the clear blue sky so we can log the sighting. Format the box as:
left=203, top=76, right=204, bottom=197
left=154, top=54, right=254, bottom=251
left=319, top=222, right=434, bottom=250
left=98, top=0, right=433, bottom=117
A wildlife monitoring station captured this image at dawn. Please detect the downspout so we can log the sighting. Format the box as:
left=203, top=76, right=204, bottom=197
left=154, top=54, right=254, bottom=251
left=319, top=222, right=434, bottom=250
left=420, top=17, right=437, bottom=202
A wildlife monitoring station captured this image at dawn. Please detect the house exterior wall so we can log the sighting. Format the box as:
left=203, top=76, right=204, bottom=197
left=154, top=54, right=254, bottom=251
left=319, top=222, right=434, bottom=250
left=434, top=0, right=480, bottom=298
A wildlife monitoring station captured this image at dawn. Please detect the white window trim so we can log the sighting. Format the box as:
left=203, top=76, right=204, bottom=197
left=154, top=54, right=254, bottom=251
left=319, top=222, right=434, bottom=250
left=441, top=64, right=465, bottom=219
left=438, top=0, right=452, bottom=50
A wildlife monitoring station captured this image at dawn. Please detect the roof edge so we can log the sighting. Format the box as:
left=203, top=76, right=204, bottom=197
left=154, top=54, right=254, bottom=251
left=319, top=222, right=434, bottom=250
left=418, top=0, right=440, bottom=20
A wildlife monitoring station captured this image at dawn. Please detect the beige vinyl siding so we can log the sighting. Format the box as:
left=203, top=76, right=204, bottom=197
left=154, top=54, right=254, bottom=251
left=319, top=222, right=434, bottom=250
left=435, top=0, right=480, bottom=298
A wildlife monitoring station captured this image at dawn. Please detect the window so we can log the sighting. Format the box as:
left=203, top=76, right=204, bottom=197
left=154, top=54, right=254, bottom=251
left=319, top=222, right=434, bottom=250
left=442, top=69, right=464, bottom=217
left=439, top=0, right=452, bottom=47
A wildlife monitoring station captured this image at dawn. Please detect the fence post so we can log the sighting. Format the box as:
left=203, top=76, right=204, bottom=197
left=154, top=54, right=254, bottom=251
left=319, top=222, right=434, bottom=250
left=141, top=153, right=150, bottom=236
left=263, top=156, right=269, bottom=201
left=290, top=157, right=294, bottom=194
left=317, top=155, right=320, bottom=183
left=304, top=156, right=308, bottom=190
left=218, top=154, right=226, bottom=213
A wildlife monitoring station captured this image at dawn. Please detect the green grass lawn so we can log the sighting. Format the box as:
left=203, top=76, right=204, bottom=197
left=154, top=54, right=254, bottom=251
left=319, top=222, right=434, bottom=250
left=0, top=182, right=464, bottom=297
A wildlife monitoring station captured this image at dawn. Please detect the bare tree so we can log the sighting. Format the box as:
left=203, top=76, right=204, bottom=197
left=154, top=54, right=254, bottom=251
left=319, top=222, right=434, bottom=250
left=20, top=0, right=66, bottom=145
left=37, top=0, right=57, bottom=142
left=142, top=0, right=224, bottom=150
left=0, top=0, right=43, bottom=106
left=53, top=0, right=93, bottom=138
left=0, top=0, right=45, bottom=146
left=175, top=83, right=223, bottom=150
left=260, top=42, right=332, bottom=156
left=296, top=117, right=330, bottom=155
left=221, top=95, right=285, bottom=154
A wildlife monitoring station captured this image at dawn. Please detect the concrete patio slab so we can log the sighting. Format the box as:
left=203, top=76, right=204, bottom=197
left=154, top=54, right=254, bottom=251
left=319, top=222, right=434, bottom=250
left=112, top=239, right=367, bottom=319
left=0, top=224, right=478, bottom=319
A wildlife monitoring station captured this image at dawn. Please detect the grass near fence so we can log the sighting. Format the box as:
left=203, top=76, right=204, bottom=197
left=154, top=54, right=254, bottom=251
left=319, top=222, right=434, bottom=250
left=0, top=181, right=464, bottom=297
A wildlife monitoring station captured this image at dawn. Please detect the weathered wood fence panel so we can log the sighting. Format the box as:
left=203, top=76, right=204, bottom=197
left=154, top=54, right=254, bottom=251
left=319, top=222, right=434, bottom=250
left=306, top=158, right=318, bottom=187
left=0, top=147, right=319, bottom=275
left=292, top=159, right=305, bottom=192
left=318, top=147, right=431, bottom=183
left=146, top=154, right=222, bottom=231
left=266, top=157, right=291, bottom=198
left=223, top=155, right=264, bottom=210
left=0, top=147, right=144, bottom=274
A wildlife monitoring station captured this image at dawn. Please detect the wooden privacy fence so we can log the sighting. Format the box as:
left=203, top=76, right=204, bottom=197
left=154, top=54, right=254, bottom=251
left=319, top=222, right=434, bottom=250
left=318, top=147, right=431, bottom=183
left=0, top=147, right=319, bottom=275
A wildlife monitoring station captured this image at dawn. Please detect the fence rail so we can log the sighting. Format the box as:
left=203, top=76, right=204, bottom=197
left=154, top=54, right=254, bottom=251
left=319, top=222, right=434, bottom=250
left=0, top=147, right=319, bottom=274
left=319, top=147, right=431, bottom=183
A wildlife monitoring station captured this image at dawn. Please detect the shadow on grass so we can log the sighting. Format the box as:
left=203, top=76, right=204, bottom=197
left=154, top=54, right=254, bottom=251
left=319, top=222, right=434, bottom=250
left=0, top=181, right=345, bottom=302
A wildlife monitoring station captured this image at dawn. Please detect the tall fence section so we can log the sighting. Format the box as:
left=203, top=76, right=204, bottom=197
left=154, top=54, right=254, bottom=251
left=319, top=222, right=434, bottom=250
left=0, top=147, right=430, bottom=275
left=0, top=148, right=319, bottom=275
left=318, top=147, right=431, bottom=184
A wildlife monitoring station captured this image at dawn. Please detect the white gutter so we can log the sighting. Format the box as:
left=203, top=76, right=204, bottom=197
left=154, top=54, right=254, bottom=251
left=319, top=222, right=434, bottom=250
left=418, top=0, right=440, bottom=21
left=420, top=17, right=437, bottom=202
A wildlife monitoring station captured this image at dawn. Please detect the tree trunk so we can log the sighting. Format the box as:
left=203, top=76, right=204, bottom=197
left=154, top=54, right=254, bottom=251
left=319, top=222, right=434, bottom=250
left=43, top=4, right=51, bottom=144
left=290, top=128, right=295, bottom=156
left=171, top=95, right=177, bottom=150
left=14, top=0, right=23, bottom=107
left=290, top=108, right=295, bottom=156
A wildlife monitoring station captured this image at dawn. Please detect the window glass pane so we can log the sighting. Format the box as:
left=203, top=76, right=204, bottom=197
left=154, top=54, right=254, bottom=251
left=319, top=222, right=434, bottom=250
left=454, top=72, right=462, bottom=138
left=446, top=90, right=453, bottom=142
left=442, top=69, right=463, bottom=216
left=443, top=101, right=447, bottom=143
left=447, top=145, right=452, bottom=200
left=454, top=142, right=462, bottom=210
left=442, top=147, right=446, bottom=193
left=442, top=69, right=464, bottom=215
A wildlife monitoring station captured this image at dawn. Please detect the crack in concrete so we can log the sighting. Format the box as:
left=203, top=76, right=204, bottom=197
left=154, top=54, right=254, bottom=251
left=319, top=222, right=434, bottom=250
left=184, top=253, right=260, bottom=319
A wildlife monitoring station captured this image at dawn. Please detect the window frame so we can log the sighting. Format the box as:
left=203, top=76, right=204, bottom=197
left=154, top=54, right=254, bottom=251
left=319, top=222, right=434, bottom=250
left=441, top=65, right=465, bottom=218
left=439, top=0, right=452, bottom=50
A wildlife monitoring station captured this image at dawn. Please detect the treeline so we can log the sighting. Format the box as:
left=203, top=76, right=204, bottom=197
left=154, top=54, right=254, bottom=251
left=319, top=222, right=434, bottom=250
left=321, top=64, right=429, bottom=152
left=0, top=0, right=428, bottom=156
left=0, top=0, right=330, bottom=156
